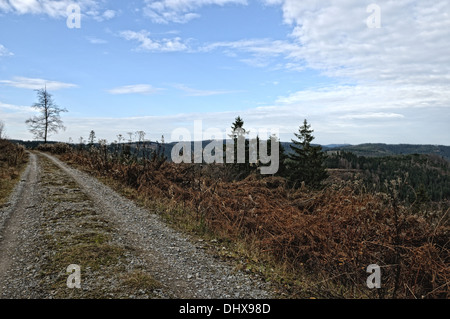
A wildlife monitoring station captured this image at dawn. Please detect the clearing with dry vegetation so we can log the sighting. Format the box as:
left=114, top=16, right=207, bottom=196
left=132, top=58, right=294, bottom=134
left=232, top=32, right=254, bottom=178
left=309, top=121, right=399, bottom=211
left=0, top=140, right=448, bottom=299
left=36, top=142, right=450, bottom=299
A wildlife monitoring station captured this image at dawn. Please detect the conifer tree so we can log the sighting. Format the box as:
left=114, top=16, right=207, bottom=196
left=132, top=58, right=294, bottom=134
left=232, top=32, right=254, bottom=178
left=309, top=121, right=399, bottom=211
left=88, top=130, right=96, bottom=147
left=226, top=116, right=254, bottom=179
left=287, top=119, right=328, bottom=188
left=230, top=116, right=245, bottom=137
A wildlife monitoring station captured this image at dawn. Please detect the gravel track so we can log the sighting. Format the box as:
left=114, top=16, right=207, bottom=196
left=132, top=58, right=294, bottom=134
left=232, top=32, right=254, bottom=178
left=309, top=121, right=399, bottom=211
left=0, top=152, right=275, bottom=299
left=0, top=153, right=43, bottom=298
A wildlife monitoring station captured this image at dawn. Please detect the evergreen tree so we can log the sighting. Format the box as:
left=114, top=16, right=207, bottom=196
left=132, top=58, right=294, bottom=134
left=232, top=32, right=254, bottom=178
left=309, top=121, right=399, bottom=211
left=287, top=119, right=328, bottom=189
left=88, top=130, right=96, bottom=147
left=226, top=116, right=255, bottom=179
left=230, top=116, right=246, bottom=137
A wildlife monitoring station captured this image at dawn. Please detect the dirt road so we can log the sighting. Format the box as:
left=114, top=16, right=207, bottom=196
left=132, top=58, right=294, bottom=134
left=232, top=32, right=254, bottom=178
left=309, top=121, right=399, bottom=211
left=0, top=152, right=274, bottom=299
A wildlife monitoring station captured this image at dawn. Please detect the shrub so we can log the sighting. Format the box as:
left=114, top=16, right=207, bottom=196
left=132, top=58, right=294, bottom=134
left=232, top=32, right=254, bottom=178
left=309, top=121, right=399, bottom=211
left=36, top=143, right=72, bottom=154
left=0, top=139, right=26, bottom=167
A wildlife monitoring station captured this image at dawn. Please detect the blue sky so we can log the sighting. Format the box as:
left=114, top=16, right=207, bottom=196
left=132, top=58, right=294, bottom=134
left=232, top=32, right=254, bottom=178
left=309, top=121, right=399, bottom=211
left=0, top=0, right=449, bottom=145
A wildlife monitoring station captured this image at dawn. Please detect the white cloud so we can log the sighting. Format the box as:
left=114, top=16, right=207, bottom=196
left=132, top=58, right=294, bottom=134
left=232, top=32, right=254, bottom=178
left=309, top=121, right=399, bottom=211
left=119, top=30, right=189, bottom=52
left=274, top=84, right=450, bottom=116
left=0, top=0, right=12, bottom=12
left=200, top=38, right=302, bottom=69
left=0, top=101, right=35, bottom=112
left=86, top=36, right=107, bottom=44
left=261, top=0, right=282, bottom=5
left=202, top=38, right=299, bottom=55
left=102, top=9, right=115, bottom=19
left=107, top=84, right=164, bottom=95
left=0, top=76, right=77, bottom=90
left=91, top=9, right=117, bottom=21
left=272, top=0, right=450, bottom=87
left=173, top=84, right=241, bottom=96
left=338, top=113, right=405, bottom=120
left=6, top=0, right=41, bottom=14
left=143, top=0, right=247, bottom=24
left=0, top=0, right=113, bottom=21
left=0, top=100, right=39, bottom=140
left=0, top=44, right=13, bottom=56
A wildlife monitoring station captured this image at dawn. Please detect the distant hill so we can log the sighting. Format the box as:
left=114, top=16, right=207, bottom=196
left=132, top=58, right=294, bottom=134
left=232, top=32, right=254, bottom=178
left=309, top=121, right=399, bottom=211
left=325, top=143, right=450, bottom=161
left=322, top=144, right=352, bottom=149
left=281, top=142, right=450, bottom=161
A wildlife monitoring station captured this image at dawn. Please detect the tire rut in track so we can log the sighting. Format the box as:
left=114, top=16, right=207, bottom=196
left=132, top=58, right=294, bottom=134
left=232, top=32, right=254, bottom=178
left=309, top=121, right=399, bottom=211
left=0, top=153, right=40, bottom=298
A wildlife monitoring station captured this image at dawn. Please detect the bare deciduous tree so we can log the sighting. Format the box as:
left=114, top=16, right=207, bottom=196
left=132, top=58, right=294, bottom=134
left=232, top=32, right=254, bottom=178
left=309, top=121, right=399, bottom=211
left=25, top=87, right=67, bottom=143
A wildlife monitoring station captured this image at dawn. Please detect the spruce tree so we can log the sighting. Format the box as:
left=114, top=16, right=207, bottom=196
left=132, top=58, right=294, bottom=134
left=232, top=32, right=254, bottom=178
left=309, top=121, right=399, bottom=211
left=88, top=130, right=96, bottom=147
left=288, top=119, right=328, bottom=189
left=226, top=116, right=254, bottom=179
left=230, top=116, right=245, bottom=136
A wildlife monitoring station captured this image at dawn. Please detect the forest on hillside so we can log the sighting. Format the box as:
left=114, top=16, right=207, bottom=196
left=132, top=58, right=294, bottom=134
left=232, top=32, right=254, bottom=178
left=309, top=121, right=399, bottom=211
left=328, top=143, right=450, bottom=160
left=324, top=152, right=450, bottom=202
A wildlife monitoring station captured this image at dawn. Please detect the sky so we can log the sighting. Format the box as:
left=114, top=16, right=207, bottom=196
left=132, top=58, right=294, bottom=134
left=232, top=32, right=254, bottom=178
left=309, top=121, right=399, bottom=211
left=0, top=0, right=449, bottom=145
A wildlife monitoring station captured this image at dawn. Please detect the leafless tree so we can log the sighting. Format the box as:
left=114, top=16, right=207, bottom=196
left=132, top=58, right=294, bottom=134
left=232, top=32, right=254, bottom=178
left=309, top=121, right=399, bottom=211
left=25, top=87, right=67, bottom=143
left=135, top=130, right=147, bottom=159
left=136, top=130, right=146, bottom=143
left=127, top=132, right=134, bottom=143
